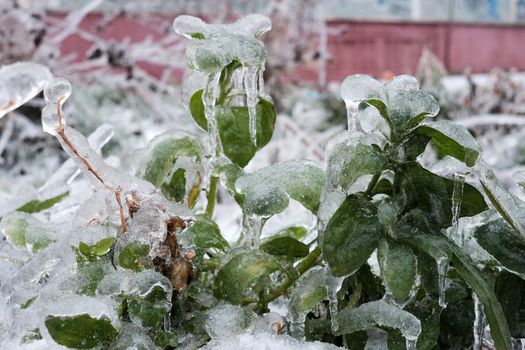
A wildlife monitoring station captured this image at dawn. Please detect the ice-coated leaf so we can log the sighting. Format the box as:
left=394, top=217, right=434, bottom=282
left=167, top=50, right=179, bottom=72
left=16, top=191, right=69, bottom=214
left=336, top=300, right=421, bottom=343
left=108, top=322, right=161, bottom=350
left=340, top=74, right=385, bottom=103
left=137, top=130, right=203, bottom=205
left=289, top=267, right=327, bottom=321
left=401, top=232, right=513, bottom=350
left=0, top=62, right=52, bottom=119
left=0, top=213, right=56, bottom=252
left=214, top=249, right=280, bottom=303
left=325, top=135, right=386, bottom=191
left=117, top=242, right=152, bottom=272
left=385, top=74, right=419, bottom=92
left=45, top=314, right=119, bottom=349
left=415, top=120, right=480, bottom=166
left=178, top=214, right=229, bottom=254
left=174, top=14, right=270, bottom=73
left=474, top=218, right=525, bottom=275
left=494, top=272, right=525, bottom=338
left=235, top=160, right=325, bottom=216
left=260, top=226, right=310, bottom=258
left=387, top=89, right=439, bottom=132
left=77, top=237, right=116, bottom=258
left=204, top=304, right=255, bottom=338
left=190, top=91, right=276, bottom=167
left=260, top=236, right=309, bottom=258
left=377, top=239, right=417, bottom=303
left=397, top=162, right=487, bottom=230
left=449, top=243, right=513, bottom=350
left=478, top=164, right=525, bottom=236
left=98, top=270, right=172, bottom=331
left=319, top=194, right=382, bottom=276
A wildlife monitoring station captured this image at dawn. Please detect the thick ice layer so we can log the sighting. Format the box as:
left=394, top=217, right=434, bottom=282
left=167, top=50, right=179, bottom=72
left=173, top=14, right=270, bottom=73
left=41, top=78, right=72, bottom=136
left=202, top=332, right=342, bottom=350
left=0, top=62, right=52, bottom=119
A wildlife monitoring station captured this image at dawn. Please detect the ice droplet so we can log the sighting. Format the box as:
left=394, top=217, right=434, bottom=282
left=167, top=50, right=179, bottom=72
left=244, top=65, right=259, bottom=146
left=472, top=293, right=486, bottom=350
left=41, top=78, right=72, bottom=136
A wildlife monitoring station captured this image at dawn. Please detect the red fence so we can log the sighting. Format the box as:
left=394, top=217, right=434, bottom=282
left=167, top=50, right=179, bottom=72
left=54, top=12, right=525, bottom=83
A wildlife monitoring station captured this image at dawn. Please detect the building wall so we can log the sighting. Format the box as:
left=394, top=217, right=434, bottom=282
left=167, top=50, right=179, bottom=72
left=321, top=19, right=525, bottom=79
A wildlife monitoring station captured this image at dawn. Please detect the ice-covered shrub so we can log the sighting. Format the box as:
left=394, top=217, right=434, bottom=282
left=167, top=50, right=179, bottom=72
left=2, top=13, right=525, bottom=350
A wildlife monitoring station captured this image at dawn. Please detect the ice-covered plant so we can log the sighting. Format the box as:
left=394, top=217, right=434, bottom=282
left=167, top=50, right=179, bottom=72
left=3, top=13, right=525, bottom=350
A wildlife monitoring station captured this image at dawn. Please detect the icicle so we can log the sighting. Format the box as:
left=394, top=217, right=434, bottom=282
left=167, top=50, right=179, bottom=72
left=242, top=213, right=262, bottom=248
left=325, top=272, right=344, bottom=333
left=203, top=72, right=222, bottom=157
left=436, top=257, right=450, bottom=308
left=473, top=293, right=485, bottom=350
left=452, top=172, right=466, bottom=245
left=258, top=63, right=266, bottom=98
left=345, top=100, right=360, bottom=137
left=244, top=65, right=259, bottom=146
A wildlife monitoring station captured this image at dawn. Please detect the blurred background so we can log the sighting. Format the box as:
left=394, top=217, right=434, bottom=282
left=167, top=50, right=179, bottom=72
left=2, top=0, right=525, bottom=211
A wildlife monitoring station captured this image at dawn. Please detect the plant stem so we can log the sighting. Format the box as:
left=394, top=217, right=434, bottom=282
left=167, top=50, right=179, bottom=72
left=205, top=175, right=219, bottom=219
left=261, top=246, right=321, bottom=305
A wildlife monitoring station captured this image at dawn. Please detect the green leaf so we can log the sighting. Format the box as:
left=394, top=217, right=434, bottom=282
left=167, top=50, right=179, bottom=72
left=126, top=285, right=170, bottom=330
left=260, top=236, right=309, bottom=258
left=336, top=300, right=421, bottom=343
left=219, top=163, right=245, bottom=205
left=387, top=90, right=439, bottom=132
left=396, top=162, right=487, bottom=230
left=16, top=191, right=69, bottom=214
left=178, top=214, right=229, bottom=254
left=189, top=89, right=207, bottom=130
left=235, top=160, right=325, bottom=216
left=401, top=232, right=512, bottom=350
left=216, top=100, right=276, bottom=167
left=289, top=267, right=327, bottom=321
left=326, top=138, right=386, bottom=191
left=45, top=314, right=119, bottom=349
left=495, top=272, right=525, bottom=337
left=139, top=131, right=203, bottom=205
left=118, top=242, right=151, bottom=272
left=189, top=90, right=276, bottom=167
left=214, top=250, right=280, bottom=303
left=474, top=218, right=525, bottom=275
left=1, top=215, right=53, bottom=252
left=377, top=239, right=417, bottom=303
left=414, top=120, right=480, bottom=166
left=108, top=322, right=160, bottom=350
left=92, top=237, right=117, bottom=256
left=2, top=217, right=27, bottom=247
left=449, top=244, right=512, bottom=350
left=478, top=166, right=525, bottom=236
left=319, top=194, right=382, bottom=276
left=20, top=328, right=42, bottom=344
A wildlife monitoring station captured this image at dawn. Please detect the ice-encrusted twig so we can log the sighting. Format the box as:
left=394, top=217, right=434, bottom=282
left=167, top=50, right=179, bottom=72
left=42, top=77, right=129, bottom=232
